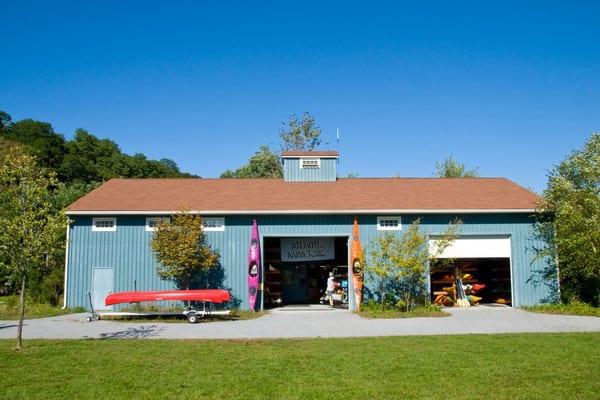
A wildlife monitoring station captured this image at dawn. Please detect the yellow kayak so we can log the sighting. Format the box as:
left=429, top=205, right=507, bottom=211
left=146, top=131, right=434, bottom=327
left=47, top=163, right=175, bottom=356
left=468, top=295, right=482, bottom=303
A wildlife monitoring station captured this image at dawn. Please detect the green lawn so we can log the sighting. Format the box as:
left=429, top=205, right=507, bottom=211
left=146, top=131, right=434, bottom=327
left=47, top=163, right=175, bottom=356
left=2, top=333, right=599, bottom=399
left=359, top=306, right=449, bottom=319
left=524, top=302, right=600, bottom=318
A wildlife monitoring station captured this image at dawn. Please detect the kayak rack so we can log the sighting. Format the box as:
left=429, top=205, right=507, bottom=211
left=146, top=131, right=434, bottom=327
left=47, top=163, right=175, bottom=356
left=86, top=292, right=231, bottom=324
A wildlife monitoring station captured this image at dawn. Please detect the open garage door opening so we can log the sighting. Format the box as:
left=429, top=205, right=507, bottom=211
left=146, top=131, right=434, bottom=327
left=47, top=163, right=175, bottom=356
left=429, top=236, right=513, bottom=307
left=263, top=236, right=349, bottom=308
left=430, top=258, right=512, bottom=306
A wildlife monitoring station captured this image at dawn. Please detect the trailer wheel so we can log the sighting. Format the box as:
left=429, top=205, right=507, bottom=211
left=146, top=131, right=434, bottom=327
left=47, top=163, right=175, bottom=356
left=86, top=316, right=92, bottom=322
left=187, top=313, right=198, bottom=324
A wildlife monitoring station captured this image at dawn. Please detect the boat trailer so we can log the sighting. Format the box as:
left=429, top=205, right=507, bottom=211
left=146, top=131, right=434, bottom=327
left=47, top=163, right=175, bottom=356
left=86, top=292, right=231, bottom=324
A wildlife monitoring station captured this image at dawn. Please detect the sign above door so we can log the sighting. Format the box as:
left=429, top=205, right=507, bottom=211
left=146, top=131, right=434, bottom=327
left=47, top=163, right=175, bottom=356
left=281, top=237, right=335, bottom=262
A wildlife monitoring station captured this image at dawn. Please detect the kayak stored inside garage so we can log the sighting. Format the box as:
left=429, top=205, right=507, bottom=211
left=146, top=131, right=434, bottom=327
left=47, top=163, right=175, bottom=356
left=429, top=236, right=513, bottom=306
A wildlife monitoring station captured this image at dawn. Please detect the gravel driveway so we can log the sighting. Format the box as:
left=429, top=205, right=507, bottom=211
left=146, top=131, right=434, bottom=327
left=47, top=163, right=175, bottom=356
left=1, top=306, right=599, bottom=340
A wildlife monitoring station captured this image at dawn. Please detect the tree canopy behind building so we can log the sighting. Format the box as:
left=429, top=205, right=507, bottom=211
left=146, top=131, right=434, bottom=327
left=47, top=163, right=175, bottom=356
left=279, top=112, right=321, bottom=152
left=435, top=156, right=479, bottom=178
left=220, top=145, right=282, bottom=178
left=221, top=112, right=322, bottom=178
left=0, top=111, right=194, bottom=185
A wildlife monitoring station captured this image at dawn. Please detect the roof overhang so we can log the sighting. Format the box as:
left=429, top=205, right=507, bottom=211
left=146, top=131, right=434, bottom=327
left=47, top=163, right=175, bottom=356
left=281, top=155, right=339, bottom=159
left=66, top=208, right=537, bottom=216
left=281, top=151, right=339, bottom=158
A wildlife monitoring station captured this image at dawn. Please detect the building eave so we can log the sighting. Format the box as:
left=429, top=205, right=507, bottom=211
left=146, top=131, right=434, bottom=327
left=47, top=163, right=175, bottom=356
left=66, top=208, right=537, bottom=216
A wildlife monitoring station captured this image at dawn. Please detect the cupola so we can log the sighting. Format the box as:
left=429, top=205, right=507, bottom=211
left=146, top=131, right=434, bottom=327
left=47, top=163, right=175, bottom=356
left=281, top=151, right=339, bottom=182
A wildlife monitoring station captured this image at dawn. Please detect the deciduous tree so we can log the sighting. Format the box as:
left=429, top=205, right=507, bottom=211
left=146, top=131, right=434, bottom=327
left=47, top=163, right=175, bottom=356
left=0, top=139, right=68, bottom=349
left=435, top=156, right=479, bottom=178
left=366, top=219, right=460, bottom=311
left=279, top=112, right=321, bottom=152
left=538, top=133, right=600, bottom=305
left=221, top=145, right=282, bottom=178
left=150, top=209, right=219, bottom=290
left=0, top=110, right=12, bottom=133
left=2, top=119, right=67, bottom=170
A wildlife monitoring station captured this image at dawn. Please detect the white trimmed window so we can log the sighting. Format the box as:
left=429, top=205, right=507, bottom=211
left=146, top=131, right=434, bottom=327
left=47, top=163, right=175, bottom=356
left=202, top=217, right=225, bottom=232
left=145, top=217, right=169, bottom=232
left=300, top=158, right=320, bottom=169
left=92, top=217, right=117, bottom=232
left=377, top=216, right=402, bottom=231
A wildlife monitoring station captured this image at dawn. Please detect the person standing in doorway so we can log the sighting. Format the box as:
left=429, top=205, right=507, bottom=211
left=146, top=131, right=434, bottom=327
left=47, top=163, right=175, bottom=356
left=326, top=272, right=336, bottom=308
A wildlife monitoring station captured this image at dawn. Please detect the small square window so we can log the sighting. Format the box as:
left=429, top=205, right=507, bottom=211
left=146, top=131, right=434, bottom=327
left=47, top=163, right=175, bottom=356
left=377, top=216, right=402, bottom=231
left=92, top=217, right=117, bottom=232
left=146, top=217, right=169, bottom=232
left=300, top=158, right=320, bottom=169
left=202, top=217, right=225, bottom=232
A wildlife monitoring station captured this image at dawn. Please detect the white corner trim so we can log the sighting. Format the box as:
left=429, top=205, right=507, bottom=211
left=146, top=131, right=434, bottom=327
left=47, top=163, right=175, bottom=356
left=68, top=208, right=537, bottom=216
left=62, top=223, right=71, bottom=309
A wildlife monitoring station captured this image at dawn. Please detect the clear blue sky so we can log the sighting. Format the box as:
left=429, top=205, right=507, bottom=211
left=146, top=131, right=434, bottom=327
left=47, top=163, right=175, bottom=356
left=2, top=1, right=599, bottom=192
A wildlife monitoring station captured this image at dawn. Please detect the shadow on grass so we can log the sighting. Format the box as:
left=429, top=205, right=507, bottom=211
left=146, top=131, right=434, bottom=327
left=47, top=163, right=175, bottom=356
left=99, top=325, right=164, bottom=339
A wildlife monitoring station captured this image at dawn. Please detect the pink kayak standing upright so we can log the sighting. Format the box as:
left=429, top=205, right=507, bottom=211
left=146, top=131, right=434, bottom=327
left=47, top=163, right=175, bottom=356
left=247, top=219, right=261, bottom=312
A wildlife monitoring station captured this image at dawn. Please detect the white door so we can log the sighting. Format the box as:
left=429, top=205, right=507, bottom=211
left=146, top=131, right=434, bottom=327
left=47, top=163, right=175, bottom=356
left=92, top=268, right=113, bottom=310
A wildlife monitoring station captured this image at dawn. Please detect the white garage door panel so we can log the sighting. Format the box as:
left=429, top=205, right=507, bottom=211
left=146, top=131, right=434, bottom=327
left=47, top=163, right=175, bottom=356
left=429, top=236, right=511, bottom=259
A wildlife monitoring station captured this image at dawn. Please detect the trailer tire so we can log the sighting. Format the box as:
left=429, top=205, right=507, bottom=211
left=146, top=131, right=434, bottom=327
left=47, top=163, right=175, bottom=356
left=187, top=313, right=198, bottom=324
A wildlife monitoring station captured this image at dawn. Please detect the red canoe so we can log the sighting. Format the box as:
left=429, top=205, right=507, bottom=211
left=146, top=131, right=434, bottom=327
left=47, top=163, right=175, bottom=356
left=105, top=289, right=231, bottom=306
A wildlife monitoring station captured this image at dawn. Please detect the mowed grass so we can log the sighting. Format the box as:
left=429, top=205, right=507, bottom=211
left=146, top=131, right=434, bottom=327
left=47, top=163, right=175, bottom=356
left=524, top=302, right=600, bottom=318
left=2, top=334, right=599, bottom=400
left=359, top=305, right=449, bottom=319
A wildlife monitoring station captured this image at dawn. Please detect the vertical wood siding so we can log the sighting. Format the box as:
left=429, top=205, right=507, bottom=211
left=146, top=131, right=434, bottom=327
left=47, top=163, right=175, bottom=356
left=283, top=158, right=337, bottom=181
left=66, top=213, right=555, bottom=309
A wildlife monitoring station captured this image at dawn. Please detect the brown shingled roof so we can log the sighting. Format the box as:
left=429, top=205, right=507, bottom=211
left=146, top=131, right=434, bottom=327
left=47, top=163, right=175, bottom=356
left=281, top=151, right=339, bottom=157
left=67, top=178, right=539, bottom=214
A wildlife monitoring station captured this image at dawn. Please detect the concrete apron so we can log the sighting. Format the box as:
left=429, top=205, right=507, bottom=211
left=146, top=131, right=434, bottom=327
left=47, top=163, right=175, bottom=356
left=269, top=304, right=348, bottom=312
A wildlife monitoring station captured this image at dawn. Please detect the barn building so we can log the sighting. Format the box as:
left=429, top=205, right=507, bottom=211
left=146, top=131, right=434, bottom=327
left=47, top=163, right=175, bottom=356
left=64, top=151, right=555, bottom=311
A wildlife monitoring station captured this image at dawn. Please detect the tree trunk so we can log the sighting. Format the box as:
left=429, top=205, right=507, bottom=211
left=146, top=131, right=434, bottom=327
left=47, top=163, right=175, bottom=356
left=15, top=275, right=26, bottom=351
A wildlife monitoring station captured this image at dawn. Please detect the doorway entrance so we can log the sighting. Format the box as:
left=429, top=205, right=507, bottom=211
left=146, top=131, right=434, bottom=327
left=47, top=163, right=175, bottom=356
left=263, top=236, right=349, bottom=308
left=92, top=267, right=113, bottom=310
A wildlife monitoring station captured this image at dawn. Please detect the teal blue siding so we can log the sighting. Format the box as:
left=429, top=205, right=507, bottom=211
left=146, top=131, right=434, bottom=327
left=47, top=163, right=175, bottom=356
left=283, top=158, right=337, bottom=181
left=65, top=213, right=556, bottom=310
left=414, top=214, right=553, bottom=307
